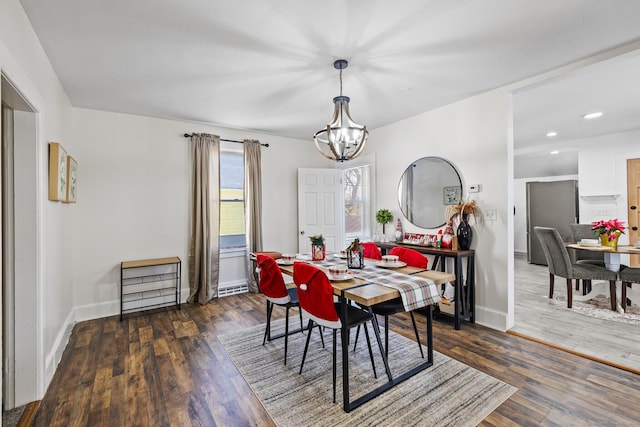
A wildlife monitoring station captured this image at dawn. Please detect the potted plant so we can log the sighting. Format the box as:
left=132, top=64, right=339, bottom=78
left=591, top=218, right=625, bottom=250
left=445, top=200, right=483, bottom=250
left=309, top=234, right=326, bottom=261
left=376, top=209, right=393, bottom=240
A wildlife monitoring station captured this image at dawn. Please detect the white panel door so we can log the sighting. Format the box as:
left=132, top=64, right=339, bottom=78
left=298, top=168, right=344, bottom=254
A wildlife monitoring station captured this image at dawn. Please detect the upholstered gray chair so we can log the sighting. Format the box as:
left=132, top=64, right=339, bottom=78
left=569, top=223, right=606, bottom=294
left=619, top=267, right=640, bottom=311
left=569, top=224, right=605, bottom=266
left=534, top=226, right=618, bottom=309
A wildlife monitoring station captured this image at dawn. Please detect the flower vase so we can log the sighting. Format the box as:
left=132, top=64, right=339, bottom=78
left=311, top=244, right=326, bottom=261
left=599, top=231, right=621, bottom=251
left=456, top=213, right=473, bottom=250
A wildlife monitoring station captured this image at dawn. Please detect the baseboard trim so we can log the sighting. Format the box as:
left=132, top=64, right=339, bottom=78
left=507, top=330, right=640, bottom=375
left=44, top=309, right=75, bottom=385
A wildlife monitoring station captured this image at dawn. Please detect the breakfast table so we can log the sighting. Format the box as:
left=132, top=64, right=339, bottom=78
left=277, top=254, right=454, bottom=412
left=567, top=243, right=640, bottom=311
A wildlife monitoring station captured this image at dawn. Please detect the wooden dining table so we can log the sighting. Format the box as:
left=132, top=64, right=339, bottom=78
left=277, top=255, right=455, bottom=412
left=567, top=243, right=640, bottom=311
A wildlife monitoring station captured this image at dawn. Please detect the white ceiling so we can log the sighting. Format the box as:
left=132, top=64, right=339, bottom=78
left=19, top=0, right=640, bottom=150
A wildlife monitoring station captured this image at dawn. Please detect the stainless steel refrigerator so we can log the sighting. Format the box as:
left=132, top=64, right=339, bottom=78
left=527, top=180, right=579, bottom=265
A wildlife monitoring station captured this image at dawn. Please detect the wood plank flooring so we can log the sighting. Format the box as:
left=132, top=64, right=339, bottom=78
left=32, top=292, right=640, bottom=426
left=511, top=252, right=640, bottom=372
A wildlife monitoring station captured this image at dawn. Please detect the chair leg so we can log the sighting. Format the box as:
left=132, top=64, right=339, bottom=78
left=284, top=306, right=290, bottom=365
left=622, top=281, right=628, bottom=311
left=566, top=278, right=572, bottom=308
left=575, top=280, right=579, bottom=291
left=409, top=311, right=424, bottom=359
left=353, top=324, right=361, bottom=351
left=298, top=306, right=304, bottom=333
left=362, top=323, right=377, bottom=379
left=263, top=301, right=273, bottom=345
left=299, top=320, right=314, bottom=375
left=549, top=273, right=555, bottom=298
left=609, top=280, right=617, bottom=311
left=333, top=329, right=337, bottom=404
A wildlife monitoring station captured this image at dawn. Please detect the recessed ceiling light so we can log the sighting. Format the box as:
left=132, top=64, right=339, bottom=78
left=582, top=111, right=603, bottom=119
left=546, top=131, right=558, bottom=137
left=550, top=150, right=559, bottom=155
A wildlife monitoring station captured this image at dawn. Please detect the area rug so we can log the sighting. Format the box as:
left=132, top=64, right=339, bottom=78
left=551, top=292, right=640, bottom=326
left=218, top=319, right=516, bottom=427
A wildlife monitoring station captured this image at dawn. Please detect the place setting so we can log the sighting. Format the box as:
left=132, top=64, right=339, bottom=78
left=376, top=254, right=407, bottom=269
left=325, top=265, right=354, bottom=282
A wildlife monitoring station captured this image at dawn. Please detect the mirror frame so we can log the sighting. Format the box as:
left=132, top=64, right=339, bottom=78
left=397, top=156, right=462, bottom=229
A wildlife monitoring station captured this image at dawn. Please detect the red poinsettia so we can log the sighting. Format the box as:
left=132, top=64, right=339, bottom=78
left=591, top=219, right=626, bottom=240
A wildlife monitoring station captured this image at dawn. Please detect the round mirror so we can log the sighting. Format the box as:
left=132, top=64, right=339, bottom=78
left=397, top=157, right=462, bottom=229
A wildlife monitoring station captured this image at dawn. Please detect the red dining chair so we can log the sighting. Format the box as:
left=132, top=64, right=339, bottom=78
left=362, top=242, right=382, bottom=260
left=256, top=254, right=304, bottom=365
left=355, top=246, right=428, bottom=358
left=293, top=261, right=382, bottom=403
left=389, top=246, right=428, bottom=269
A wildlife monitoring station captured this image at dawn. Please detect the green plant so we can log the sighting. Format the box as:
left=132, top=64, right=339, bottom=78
left=309, top=234, right=325, bottom=245
left=347, top=238, right=362, bottom=252
left=376, top=209, right=393, bottom=234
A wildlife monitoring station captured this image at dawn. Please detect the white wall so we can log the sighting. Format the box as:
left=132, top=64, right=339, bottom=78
left=513, top=174, right=578, bottom=253
left=369, top=89, right=512, bottom=331
left=1, top=0, right=74, bottom=400
left=70, top=108, right=327, bottom=316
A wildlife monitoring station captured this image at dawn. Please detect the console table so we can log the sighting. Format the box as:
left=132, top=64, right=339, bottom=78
left=377, top=242, right=475, bottom=330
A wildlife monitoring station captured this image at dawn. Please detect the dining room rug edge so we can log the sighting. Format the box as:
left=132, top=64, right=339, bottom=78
left=218, top=320, right=517, bottom=427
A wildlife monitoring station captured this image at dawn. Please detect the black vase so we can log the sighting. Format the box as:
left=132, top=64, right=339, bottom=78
left=457, top=215, right=473, bottom=250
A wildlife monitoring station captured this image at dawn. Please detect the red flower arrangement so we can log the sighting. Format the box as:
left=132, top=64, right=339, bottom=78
left=591, top=219, right=625, bottom=241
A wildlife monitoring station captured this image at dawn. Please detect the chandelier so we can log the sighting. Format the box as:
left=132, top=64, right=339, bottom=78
left=313, top=59, right=368, bottom=162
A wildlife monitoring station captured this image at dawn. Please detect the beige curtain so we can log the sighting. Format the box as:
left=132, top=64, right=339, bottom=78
left=244, top=139, right=263, bottom=293
left=188, top=133, right=220, bottom=304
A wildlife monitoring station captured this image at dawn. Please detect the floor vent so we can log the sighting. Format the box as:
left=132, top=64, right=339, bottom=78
left=219, top=284, right=248, bottom=297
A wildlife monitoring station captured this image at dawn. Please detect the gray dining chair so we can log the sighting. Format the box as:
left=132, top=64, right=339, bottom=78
left=569, top=223, right=606, bottom=294
left=534, top=226, right=618, bottom=309
left=619, top=267, right=640, bottom=311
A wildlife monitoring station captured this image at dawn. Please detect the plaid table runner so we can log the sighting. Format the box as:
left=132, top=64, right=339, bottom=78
left=308, top=256, right=441, bottom=311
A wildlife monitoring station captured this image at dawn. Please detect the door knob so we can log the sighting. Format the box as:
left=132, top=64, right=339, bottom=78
left=631, top=205, right=637, bottom=210
left=632, top=226, right=638, bottom=231
left=300, top=231, right=305, bottom=235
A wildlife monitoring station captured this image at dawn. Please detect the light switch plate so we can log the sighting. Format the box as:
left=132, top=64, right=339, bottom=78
left=485, top=208, right=497, bottom=221
left=468, top=184, right=480, bottom=193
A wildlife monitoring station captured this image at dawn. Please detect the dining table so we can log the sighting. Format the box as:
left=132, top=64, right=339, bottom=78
left=567, top=242, right=640, bottom=311
left=276, top=253, right=455, bottom=412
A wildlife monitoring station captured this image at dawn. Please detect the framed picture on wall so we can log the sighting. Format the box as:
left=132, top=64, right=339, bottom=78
left=48, top=142, right=67, bottom=201
left=443, top=186, right=462, bottom=205
left=66, top=156, right=78, bottom=203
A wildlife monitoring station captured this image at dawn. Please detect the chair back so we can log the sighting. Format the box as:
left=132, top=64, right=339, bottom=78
left=389, top=246, right=428, bottom=269
left=256, top=254, right=290, bottom=304
left=293, top=262, right=341, bottom=329
left=569, top=223, right=605, bottom=265
left=534, top=227, right=572, bottom=277
left=361, top=242, right=382, bottom=260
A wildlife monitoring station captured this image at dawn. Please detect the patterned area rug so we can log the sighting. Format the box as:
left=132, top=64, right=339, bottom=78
left=218, top=319, right=516, bottom=427
left=551, top=290, right=640, bottom=326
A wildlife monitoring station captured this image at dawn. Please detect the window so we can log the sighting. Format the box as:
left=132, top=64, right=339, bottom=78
left=343, top=164, right=371, bottom=241
left=220, top=149, right=246, bottom=249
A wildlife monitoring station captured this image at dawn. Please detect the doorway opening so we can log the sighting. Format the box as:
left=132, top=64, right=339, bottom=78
left=1, top=75, right=39, bottom=410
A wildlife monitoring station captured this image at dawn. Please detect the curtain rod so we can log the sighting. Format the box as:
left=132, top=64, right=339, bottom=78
left=183, top=133, right=269, bottom=147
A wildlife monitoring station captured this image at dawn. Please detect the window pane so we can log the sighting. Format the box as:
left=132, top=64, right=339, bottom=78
left=220, top=151, right=245, bottom=248
left=344, top=165, right=370, bottom=240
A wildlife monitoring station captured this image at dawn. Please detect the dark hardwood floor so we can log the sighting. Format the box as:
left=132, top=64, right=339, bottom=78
left=32, top=292, right=640, bottom=426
